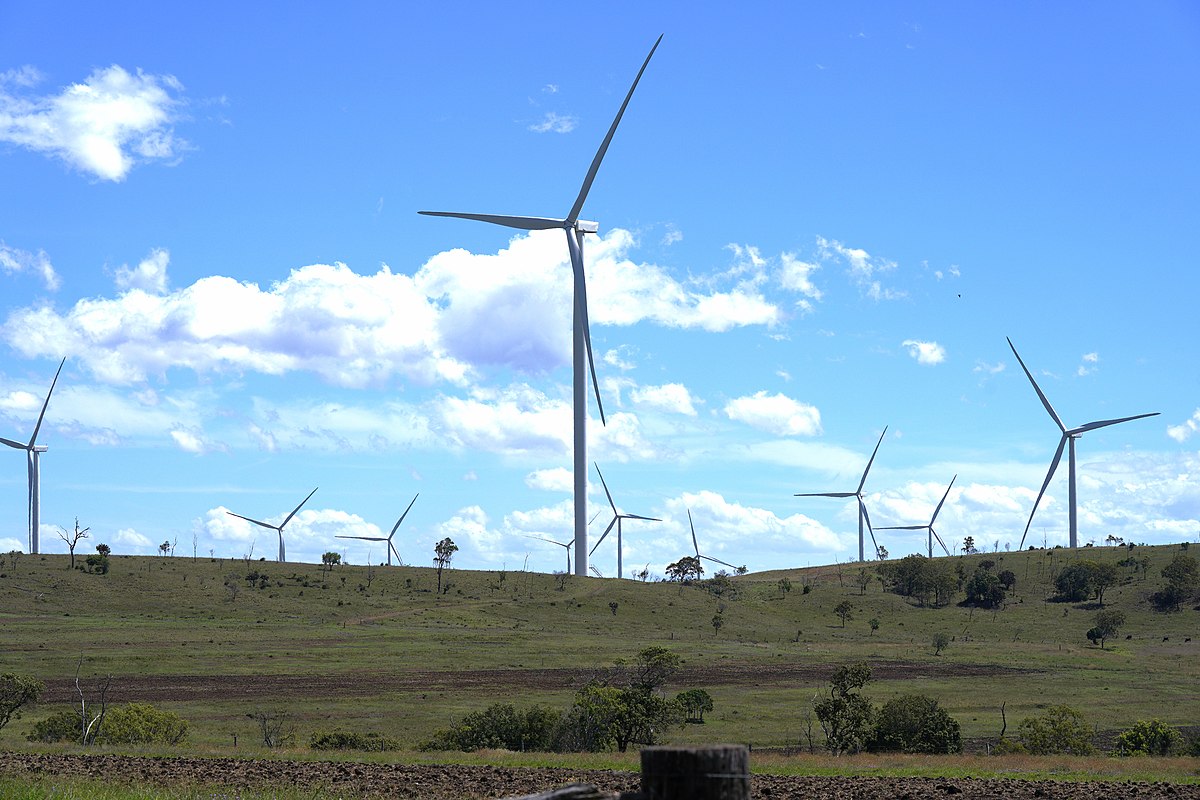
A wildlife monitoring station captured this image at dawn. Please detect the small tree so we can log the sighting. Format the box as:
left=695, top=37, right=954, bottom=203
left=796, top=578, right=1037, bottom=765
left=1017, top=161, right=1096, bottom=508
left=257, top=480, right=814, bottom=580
left=870, top=694, right=962, bottom=753
left=321, top=551, right=340, bottom=574
left=1018, top=704, right=1095, bottom=754
left=159, top=540, right=171, bottom=557
left=1115, top=719, right=1180, bottom=756
left=834, top=601, right=853, bottom=628
left=0, top=673, right=44, bottom=731
left=777, top=577, right=792, bottom=597
left=249, top=709, right=295, bottom=748
left=711, top=612, right=724, bottom=635
left=1086, top=609, right=1125, bottom=649
left=665, top=555, right=703, bottom=582
left=57, top=518, right=90, bottom=569
left=676, top=689, right=714, bottom=723
left=932, top=632, right=950, bottom=656
left=434, top=537, right=458, bottom=594
left=813, top=662, right=874, bottom=756
left=868, top=617, right=880, bottom=635
left=962, top=536, right=976, bottom=554
left=1090, top=560, right=1120, bottom=606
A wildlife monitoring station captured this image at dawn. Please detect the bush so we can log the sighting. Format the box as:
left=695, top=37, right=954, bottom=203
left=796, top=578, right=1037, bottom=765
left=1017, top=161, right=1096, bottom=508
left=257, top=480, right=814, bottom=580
left=1115, top=719, right=1180, bottom=756
left=1018, top=704, right=1095, bottom=754
left=422, top=703, right=562, bottom=752
left=310, top=729, right=400, bottom=751
left=991, top=737, right=1028, bottom=755
left=100, top=703, right=188, bottom=745
left=869, top=694, right=962, bottom=754
left=0, top=672, right=44, bottom=731
left=27, top=709, right=82, bottom=743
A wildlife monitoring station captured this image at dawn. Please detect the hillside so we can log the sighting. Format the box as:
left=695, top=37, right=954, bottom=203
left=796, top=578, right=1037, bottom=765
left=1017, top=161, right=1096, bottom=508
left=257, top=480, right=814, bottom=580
left=1, top=543, right=1197, bottom=752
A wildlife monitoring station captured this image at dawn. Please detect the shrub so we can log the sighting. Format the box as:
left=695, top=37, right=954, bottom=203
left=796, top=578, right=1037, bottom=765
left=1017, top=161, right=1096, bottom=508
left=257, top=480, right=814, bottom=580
left=870, top=694, right=962, bottom=754
left=100, top=703, right=189, bottom=745
left=310, top=729, right=400, bottom=751
left=991, top=737, right=1028, bottom=755
left=422, top=703, right=561, bottom=752
left=1018, top=704, right=1095, bottom=754
left=27, top=709, right=81, bottom=743
left=1115, top=719, right=1180, bottom=756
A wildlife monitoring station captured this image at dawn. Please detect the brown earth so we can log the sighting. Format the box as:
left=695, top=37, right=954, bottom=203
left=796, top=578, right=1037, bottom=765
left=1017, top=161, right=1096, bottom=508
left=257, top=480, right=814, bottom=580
left=39, top=660, right=1035, bottom=703
left=2, top=751, right=1198, bottom=799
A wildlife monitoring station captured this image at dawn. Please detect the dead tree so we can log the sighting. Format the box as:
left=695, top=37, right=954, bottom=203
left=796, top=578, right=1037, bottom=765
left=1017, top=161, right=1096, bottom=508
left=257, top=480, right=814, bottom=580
left=57, top=518, right=90, bottom=569
left=74, top=654, right=111, bottom=744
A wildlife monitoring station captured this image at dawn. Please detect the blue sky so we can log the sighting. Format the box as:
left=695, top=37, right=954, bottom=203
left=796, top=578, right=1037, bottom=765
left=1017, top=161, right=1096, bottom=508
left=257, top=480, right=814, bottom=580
left=1, top=2, right=1197, bottom=574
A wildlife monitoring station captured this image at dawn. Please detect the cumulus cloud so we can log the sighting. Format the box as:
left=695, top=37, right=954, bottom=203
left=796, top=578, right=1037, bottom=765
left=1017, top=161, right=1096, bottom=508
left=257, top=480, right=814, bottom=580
left=603, top=346, right=637, bottom=371
left=1168, top=409, right=1200, bottom=443
left=667, top=490, right=843, bottom=555
left=1078, top=352, right=1099, bottom=377
left=778, top=252, right=822, bottom=312
left=529, top=112, right=577, bottom=133
left=901, top=339, right=946, bottom=365
left=525, top=467, right=573, bottom=492
left=816, top=235, right=903, bottom=301
left=114, top=248, right=170, bottom=294
left=724, top=391, right=821, bottom=437
left=113, top=527, right=155, bottom=552
left=630, top=383, right=697, bottom=416
left=169, top=426, right=224, bottom=454
left=0, top=242, right=60, bottom=290
left=0, top=64, right=185, bottom=181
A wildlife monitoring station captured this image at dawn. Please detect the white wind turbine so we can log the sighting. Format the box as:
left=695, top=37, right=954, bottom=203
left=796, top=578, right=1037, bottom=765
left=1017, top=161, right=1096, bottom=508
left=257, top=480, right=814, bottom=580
left=227, top=487, right=318, bottom=563
left=877, top=475, right=956, bottom=558
left=1, top=357, right=65, bottom=554
left=524, top=534, right=576, bottom=574
left=1007, top=337, right=1159, bottom=549
left=335, top=493, right=417, bottom=566
left=795, top=426, right=887, bottom=562
left=590, top=463, right=659, bottom=580
left=687, top=509, right=742, bottom=574
left=420, top=36, right=663, bottom=577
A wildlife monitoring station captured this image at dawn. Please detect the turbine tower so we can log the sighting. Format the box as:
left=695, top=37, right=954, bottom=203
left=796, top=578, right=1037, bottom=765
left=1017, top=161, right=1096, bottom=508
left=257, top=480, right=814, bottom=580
left=1007, top=337, right=1159, bottom=549
left=336, top=493, right=418, bottom=566
left=688, top=509, right=741, bottom=573
left=1, top=357, right=65, bottom=554
left=524, top=534, right=575, bottom=574
left=590, top=463, right=659, bottom=580
left=877, top=475, right=956, bottom=558
left=420, top=36, right=663, bottom=577
left=227, top=487, right=318, bottom=563
left=795, top=426, right=887, bottom=562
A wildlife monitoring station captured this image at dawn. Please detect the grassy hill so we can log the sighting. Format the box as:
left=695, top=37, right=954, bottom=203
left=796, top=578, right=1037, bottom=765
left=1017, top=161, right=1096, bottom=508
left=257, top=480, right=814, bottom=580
left=1, top=543, right=1197, bottom=753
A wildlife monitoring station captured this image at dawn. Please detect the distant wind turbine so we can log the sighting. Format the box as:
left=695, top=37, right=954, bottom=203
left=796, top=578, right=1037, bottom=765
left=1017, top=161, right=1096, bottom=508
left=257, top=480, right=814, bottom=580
left=420, top=36, right=663, bottom=577
left=524, top=534, right=576, bottom=574
left=1, top=357, right=65, bottom=554
left=688, top=509, right=741, bottom=573
left=227, top=487, right=318, bottom=563
left=877, top=475, right=956, bottom=558
left=795, top=426, right=887, bottom=562
left=590, top=463, right=660, bottom=580
left=336, top=493, right=417, bottom=566
left=1007, top=337, right=1159, bottom=549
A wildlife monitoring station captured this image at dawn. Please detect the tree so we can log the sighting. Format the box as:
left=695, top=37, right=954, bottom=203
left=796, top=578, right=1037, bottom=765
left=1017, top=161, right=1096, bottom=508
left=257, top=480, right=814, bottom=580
left=876, top=545, right=889, bottom=560
left=57, top=518, right=90, bottom=569
left=932, top=632, right=950, bottom=656
left=777, top=577, right=792, bottom=597
left=1018, top=704, right=1095, bottom=754
left=100, top=702, right=188, bottom=744
left=870, top=694, right=962, bottom=753
left=855, top=568, right=872, bottom=595
left=1086, top=609, right=1125, bottom=649
left=711, top=612, right=724, bottom=635
left=86, top=543, right=110, bottom=574
left=834, top=601, right=852, bottom=628
left=1115, top=719, right=1180, bottom=756
left=95, top=543, right=111, bottom=557
left=1090, top=560, right=1120, bottom=606
left=1154, top=554, right=1199, bottom=609
left=321, top=551, right=340, bottom=574
left=676, top=689, right=714, bottom=723
left=568, top=683, right=681, bottom=753
left=665, top=555, right=703, bottom=583
left=998, top=569, right=1016, bottom=591
left=249, top=709, right=295, bottom=748
left=813, top=662, right=874, bottom=756
left=628, top=646, right=681, bottom=693
left=422, top=702, right=561, bottom=752
left=1054, top=561, right=1096, bottom=601
left=159, top=540, right=171, bottom=557
left=962, top=536, right=976, bottom=554
left=434, top=537, right=458, bottom=594
left=0, top=673, right=44, bottom=731
left=964, top=568, right=1005, bottom=608
left=868, top=617, right=880, bottom=635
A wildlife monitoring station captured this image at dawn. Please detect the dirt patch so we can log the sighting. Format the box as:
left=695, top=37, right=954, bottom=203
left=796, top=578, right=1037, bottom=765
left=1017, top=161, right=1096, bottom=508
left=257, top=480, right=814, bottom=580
left=2, top=752, right=1196, bottom=799
left=39, top=660, right=1035, bottom=704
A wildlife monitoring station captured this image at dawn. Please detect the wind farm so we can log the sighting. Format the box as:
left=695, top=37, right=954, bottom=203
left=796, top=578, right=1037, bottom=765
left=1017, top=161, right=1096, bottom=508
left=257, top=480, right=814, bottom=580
left=590, top=462, right=660, bottom=580
left=226, top=488, right=319, bottom=563
left=0, top=357, right=64, bottom=555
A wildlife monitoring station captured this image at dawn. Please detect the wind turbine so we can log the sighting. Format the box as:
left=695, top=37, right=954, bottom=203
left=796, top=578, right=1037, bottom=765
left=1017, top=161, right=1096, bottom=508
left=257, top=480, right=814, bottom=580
left=687, top=509, right=741, bottom=574
left=590, top=463, right=659, bottom=579
left=335, top=493, right=417, bottom=566
left=795, top=426, right=887, bottom=562
left=226, top=487, right=317, bottom=563
left=524, top=534, right=575, bottom=574
left=877, top=475, right=956, bottom=558
left=1007, top=337, right=1159, bottom=549
left=420, top=36, right=663, bottom=577
left=1, top=357, right=65, bottom=554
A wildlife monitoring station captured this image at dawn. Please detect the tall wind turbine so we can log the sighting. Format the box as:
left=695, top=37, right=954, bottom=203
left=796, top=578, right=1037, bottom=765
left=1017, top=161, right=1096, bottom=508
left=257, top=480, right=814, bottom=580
left=523, top=534, right=575, bottom=574
left=227, top=487, right=318, bottom=563
left=877, top=475, right=956, bottom=559
left=795, top=426, right=887, bottom=562
left=590, top=463, right=659, bottom=579
left=688, top=509, right=741, bottom=574
left=420, top=36, right=663, bottom=577
left=1007, top=337, right=1159, bottom=549
left=1, top=357, right=65, bottom=554
left=335, top=493, right=417, bottom=566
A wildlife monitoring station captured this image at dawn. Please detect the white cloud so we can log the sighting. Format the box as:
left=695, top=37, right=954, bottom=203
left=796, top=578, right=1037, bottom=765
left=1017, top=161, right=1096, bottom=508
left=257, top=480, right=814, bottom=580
left=0, top=64, right=185, bottom=181
left=661, top=226, right=682, bottom=246
left=901, top=339, right=946, bottom=365
left=973, top=361, right=1004, bottom=375
left=1168, top=409, right=1200, bottom=443
left=603, top=346, right=637, bottom=371
left=1078, top=352, right=1099, bottom=377
left=0, top=242, right=60, bottom=291
left=170, top=426, right=224, bottom=454
left=113, top=527, right=155, bottom=552
left=433, top=505, right=500, bottom=563
left=525, top=467, right=573, bottom=492
left=668, top=490, right=843, bottom=557
left=0, top=536, right=25, bottom=553
left=114, top=248, right=170, bottom=294
left=724, top=391, right=822, bottom=437
left=778, top=252, right=823, bottom=312
left=816, top=235, right=904, bottom=301
left=529, top=112, right=577, bottom=133
left=630, top=383, right=697, bottom=416
left=438, top=385, right=570, bottom=457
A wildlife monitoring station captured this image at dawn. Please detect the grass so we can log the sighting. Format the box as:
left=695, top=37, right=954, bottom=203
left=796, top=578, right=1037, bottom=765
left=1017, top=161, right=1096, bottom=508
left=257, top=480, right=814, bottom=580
left=1, top=544, right=1198, bottom=767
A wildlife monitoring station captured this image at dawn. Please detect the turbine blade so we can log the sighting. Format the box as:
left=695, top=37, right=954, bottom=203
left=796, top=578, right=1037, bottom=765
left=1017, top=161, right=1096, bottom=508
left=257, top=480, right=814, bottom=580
left=702, top=554, right=739, bottom=570
left=390, top=493, right=420, bottom=537
left=794, top=491, right=856, bottom=498
left=389, top=542, right=405, bottom=566
left=568, top=229, right=606, bottom=425
left=875, top=525, right=926, bottom=531
left=931, top=527, right=951, bottom=557
left=417, top=211, right=563, bottom=230
left=0, top=436, right=27, bottom=449
left=930, top=475, right=957, bottom=525
left=1007, top=337, right=1066, bottom=433
left=1072, top=412, right=1160, bottom=435
left=28, top=357, right=66, bottom=448
left=624, top=514, right=661, bottom=522
left=857, top=426, right=888, bottom=493
left=335, top=535, right=385, bottom=542
left=281, top=487, right=319, bottom=530
left=566, top=34, right=663, bottom=225
left=590, top=517, right=618, bottom=556
left=859, top=498, right=880, bottom=557
left=1021, top=434, right=1067, bottom=548
left=689, top=509, right=700, bottom=557
left=594, top=462, right=618, bottom=515
left=226, top=511, right=280, bottom=532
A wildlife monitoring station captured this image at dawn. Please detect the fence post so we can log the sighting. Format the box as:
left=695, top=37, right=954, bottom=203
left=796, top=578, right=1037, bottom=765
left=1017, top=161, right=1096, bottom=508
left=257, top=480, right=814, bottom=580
left=640, top=744, right=750, bottom=800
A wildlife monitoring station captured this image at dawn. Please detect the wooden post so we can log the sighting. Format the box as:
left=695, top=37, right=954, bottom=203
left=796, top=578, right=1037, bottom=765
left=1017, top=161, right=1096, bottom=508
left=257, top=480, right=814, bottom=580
left=640, top=744, right=749, bottom=800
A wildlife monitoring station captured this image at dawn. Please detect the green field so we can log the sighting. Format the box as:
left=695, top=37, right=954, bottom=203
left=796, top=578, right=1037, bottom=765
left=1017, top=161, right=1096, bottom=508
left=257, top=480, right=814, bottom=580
left=1, top=543, right=1197, bottom=757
